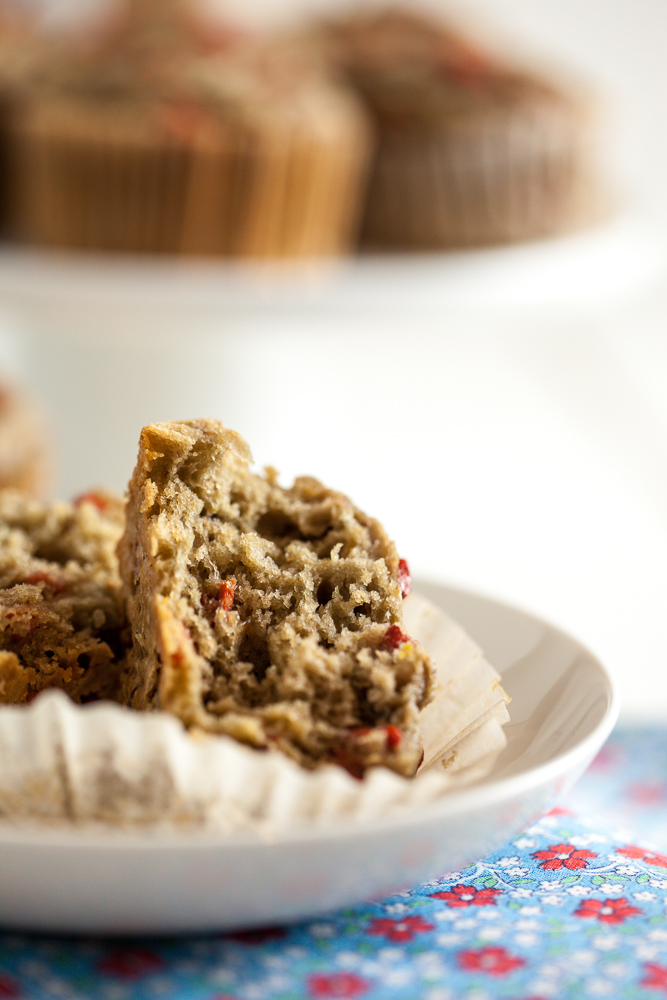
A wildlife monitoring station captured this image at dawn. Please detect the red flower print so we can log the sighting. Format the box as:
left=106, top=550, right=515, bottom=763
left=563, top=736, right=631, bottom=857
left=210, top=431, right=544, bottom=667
left=307, top=972, right=371, bottom=998
left=97, top=948, right=164, bottom=979
left=0, top=976, right=20, bottom=998
left=366, top=915, right=435, bottom=942
left=629, top=782, right=667, bottom=805
left=430, top=883, right=501, bottom=907
left=618, top=845, right=667, bottom=869
left=574, top=897, right=642, bottom=924
left=457, top=946, right=525, bottom=976
left=532, top=843, right=597, bottom=871
left=642, top=962, right=667, bottom=992
left=224, top=925, right=288, bottom=945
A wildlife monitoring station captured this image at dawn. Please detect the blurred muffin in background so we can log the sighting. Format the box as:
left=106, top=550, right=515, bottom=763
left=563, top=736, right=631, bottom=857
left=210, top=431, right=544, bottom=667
left=7, top=0, right=373, bottom=258
left=0, top=380, right=51, bottom=496
left=319, top=6, right=610, bottom=251
left=0, top=2, right=45, bottom=234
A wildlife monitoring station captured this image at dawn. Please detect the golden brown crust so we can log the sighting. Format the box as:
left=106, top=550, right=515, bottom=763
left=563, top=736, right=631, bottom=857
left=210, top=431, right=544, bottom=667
left=118, top=419, right=433, bottom=777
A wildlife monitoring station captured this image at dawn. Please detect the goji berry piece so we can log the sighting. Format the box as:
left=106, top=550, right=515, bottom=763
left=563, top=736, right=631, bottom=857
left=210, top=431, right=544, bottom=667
left=381, top=624, right=410, bottom=651
left=398, top=558, right=411, bottom=598
left=384, top=725, right=403, bottom=750
left=74, top=492, right=109, bottom=512
left=218, top=578, right=236, bottom=612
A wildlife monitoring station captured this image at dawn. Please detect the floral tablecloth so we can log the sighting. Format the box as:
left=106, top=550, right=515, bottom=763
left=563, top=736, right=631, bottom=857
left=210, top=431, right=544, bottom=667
left=2, top=726, right=667, bottom=1000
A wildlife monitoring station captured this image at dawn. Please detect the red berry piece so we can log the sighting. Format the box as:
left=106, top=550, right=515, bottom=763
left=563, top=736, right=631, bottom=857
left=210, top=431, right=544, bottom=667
left=398, top=558, right=411, bottom=598
left=381, top=624, right=410, bottom=651
left=73, top=492, right=109, bottom=512
left=218, top=578, right=237, bottom=612
left=23, top=572, right=65, bottom=594
left=384, top=725, right=403, bottom=750
left=331, top=744, right=368, bottom=780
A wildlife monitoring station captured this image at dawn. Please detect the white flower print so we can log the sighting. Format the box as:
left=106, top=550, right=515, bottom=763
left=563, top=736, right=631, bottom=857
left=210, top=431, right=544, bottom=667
left=591, top=935, right=619, bottom=951
left=335, top=951, right=362, bottom=967
left=633, top=891, right=657, bottom=901
left=506, top=867, right=530, bottom=877
left=539, top=879, right=563, bottom=890
left=435, top=933, right=464, bottom=947
left=541, top=894, right=566, bottom=906
left=513, top=837, right=539, bottom=850
left=381, top=967, right=414, bottom=986
left=266, top=974, right=291, bottom=990
left=246, top=982, right=279, bottom=1000
left=262, top=956, right=288, bottom=969
left=596, top=883, right=625, bottom=895
left=567, top=885, right=592, bottom=896
left=210, top=969, right=235, bottom=986
left=414, top=952, right=448, bottom=976
left=453, top=918, right=479, bottom=930
left=650, top=878, right=667, bottom=889
left=509, top=888, right=533, bottom=899
left=478, top=926, right=504, bottom=941
left=425, top=988, right=454, bottom=1000
left=427, top=874, right=462, bottom=887
left=569, top=950, right=597, bottom=968
left=308, top=923, right=336, bottom=938
left=635, top=943, right=661, bottom=961
left=498, top=856, right=521, bottom=867
left=648, top=929, right=667, bottom=942
left=537, top=963, right=563, bottom=979
left=434, top=909, right=458, bottom=922
left=539, top=815, right=560, bottom=827
left=383, top=903, right=411, bottom=915
left=285, top=947, right=307, bottom=959
left=586, top=979, right=616, bottom=996
left=529, top=982, right=560, bottom=999
left=614, top=865, right=640, bottom=876
left=518, top=905, right=542, bottom=916
left=515, top=932, right=540, bottom=947
left=377, top=948, right=403, bottom=963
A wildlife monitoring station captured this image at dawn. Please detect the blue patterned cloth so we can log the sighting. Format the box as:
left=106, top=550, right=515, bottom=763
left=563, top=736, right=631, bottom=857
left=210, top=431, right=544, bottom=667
left=2, top=726, right=667, bottom=1000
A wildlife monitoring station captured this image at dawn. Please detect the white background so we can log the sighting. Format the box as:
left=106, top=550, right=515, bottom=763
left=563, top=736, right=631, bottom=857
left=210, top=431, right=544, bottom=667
left=4, top=0, right=667, bottom=722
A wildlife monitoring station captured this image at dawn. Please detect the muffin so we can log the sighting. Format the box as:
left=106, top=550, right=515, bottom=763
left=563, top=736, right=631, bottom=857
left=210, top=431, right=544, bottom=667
left=117, top=419, right=433, bottom=778
left=0, top=489, right=129, bottom=705
left=321, top=6, right=608, bottom=250
left=0, top=380, right=51, bottom=497
left=8, top=3, right=372, bottom=258
left=0, top=2, right=44, bottom=233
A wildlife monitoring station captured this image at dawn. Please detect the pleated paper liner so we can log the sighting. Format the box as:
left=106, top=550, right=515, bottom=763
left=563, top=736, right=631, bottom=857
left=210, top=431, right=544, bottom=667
left=9, top=83, right=372, bottom=257
left=360, top=85, right=610, bottom=251
left=0, top=592, right=509, bottom=836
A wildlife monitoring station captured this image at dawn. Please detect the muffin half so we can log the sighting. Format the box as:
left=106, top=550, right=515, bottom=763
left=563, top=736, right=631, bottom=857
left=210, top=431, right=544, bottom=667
left=118, top=419, right=433, bottom=777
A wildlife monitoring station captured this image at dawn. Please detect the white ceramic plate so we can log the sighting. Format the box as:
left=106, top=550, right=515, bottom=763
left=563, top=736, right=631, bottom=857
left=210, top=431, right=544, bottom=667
left=0, top=581, right=617, bottom=936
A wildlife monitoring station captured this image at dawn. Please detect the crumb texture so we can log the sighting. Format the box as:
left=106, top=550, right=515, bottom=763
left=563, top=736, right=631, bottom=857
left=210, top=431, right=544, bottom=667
left=0, top=490, right=128, bottom=704
left=118, top=419, right=433, bottom=777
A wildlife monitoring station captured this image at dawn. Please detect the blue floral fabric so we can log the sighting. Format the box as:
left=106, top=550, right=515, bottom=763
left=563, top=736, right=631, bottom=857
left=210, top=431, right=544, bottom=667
left=2, top=726, right=667, bottom=1000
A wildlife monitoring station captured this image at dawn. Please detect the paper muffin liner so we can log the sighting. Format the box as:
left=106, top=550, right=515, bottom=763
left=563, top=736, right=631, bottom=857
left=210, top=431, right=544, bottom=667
left=360, top=87, right=610, bottom=250
left=0, top=592, right=509, bottom=836
left=10, top=87, right=372, bottom=258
